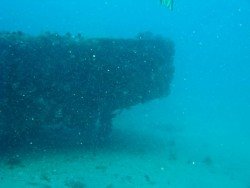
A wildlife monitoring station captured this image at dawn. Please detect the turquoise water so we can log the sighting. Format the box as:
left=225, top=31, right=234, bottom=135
left=0, top=0, right=250, bottom=187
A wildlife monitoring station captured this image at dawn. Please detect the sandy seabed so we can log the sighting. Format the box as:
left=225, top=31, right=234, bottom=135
left=0, top=120, right=249, bottom=188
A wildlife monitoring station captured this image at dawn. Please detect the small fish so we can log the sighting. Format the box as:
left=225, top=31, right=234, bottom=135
left=160, top=0, right=174, bottom=10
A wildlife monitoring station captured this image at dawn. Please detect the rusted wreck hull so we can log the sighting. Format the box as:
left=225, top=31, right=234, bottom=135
left=0, top=32, right=174, bottom=147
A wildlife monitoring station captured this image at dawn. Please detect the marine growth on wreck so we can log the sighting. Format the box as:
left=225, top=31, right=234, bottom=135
left=0, top=32, right=175, bottom=148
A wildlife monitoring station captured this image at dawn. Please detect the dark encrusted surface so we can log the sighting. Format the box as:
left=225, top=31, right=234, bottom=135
left=0, top=32, right=174, bottom=148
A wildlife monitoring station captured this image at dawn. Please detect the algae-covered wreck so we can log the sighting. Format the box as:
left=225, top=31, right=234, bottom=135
left=0, top=32, right=174, bottom=148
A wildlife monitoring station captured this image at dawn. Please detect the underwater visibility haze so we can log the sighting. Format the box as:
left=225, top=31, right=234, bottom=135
left=0, top=0, right=250, bottom=187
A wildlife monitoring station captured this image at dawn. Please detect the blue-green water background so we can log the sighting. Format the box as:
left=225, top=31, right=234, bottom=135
left=1, top=0, right=250, bottom=186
